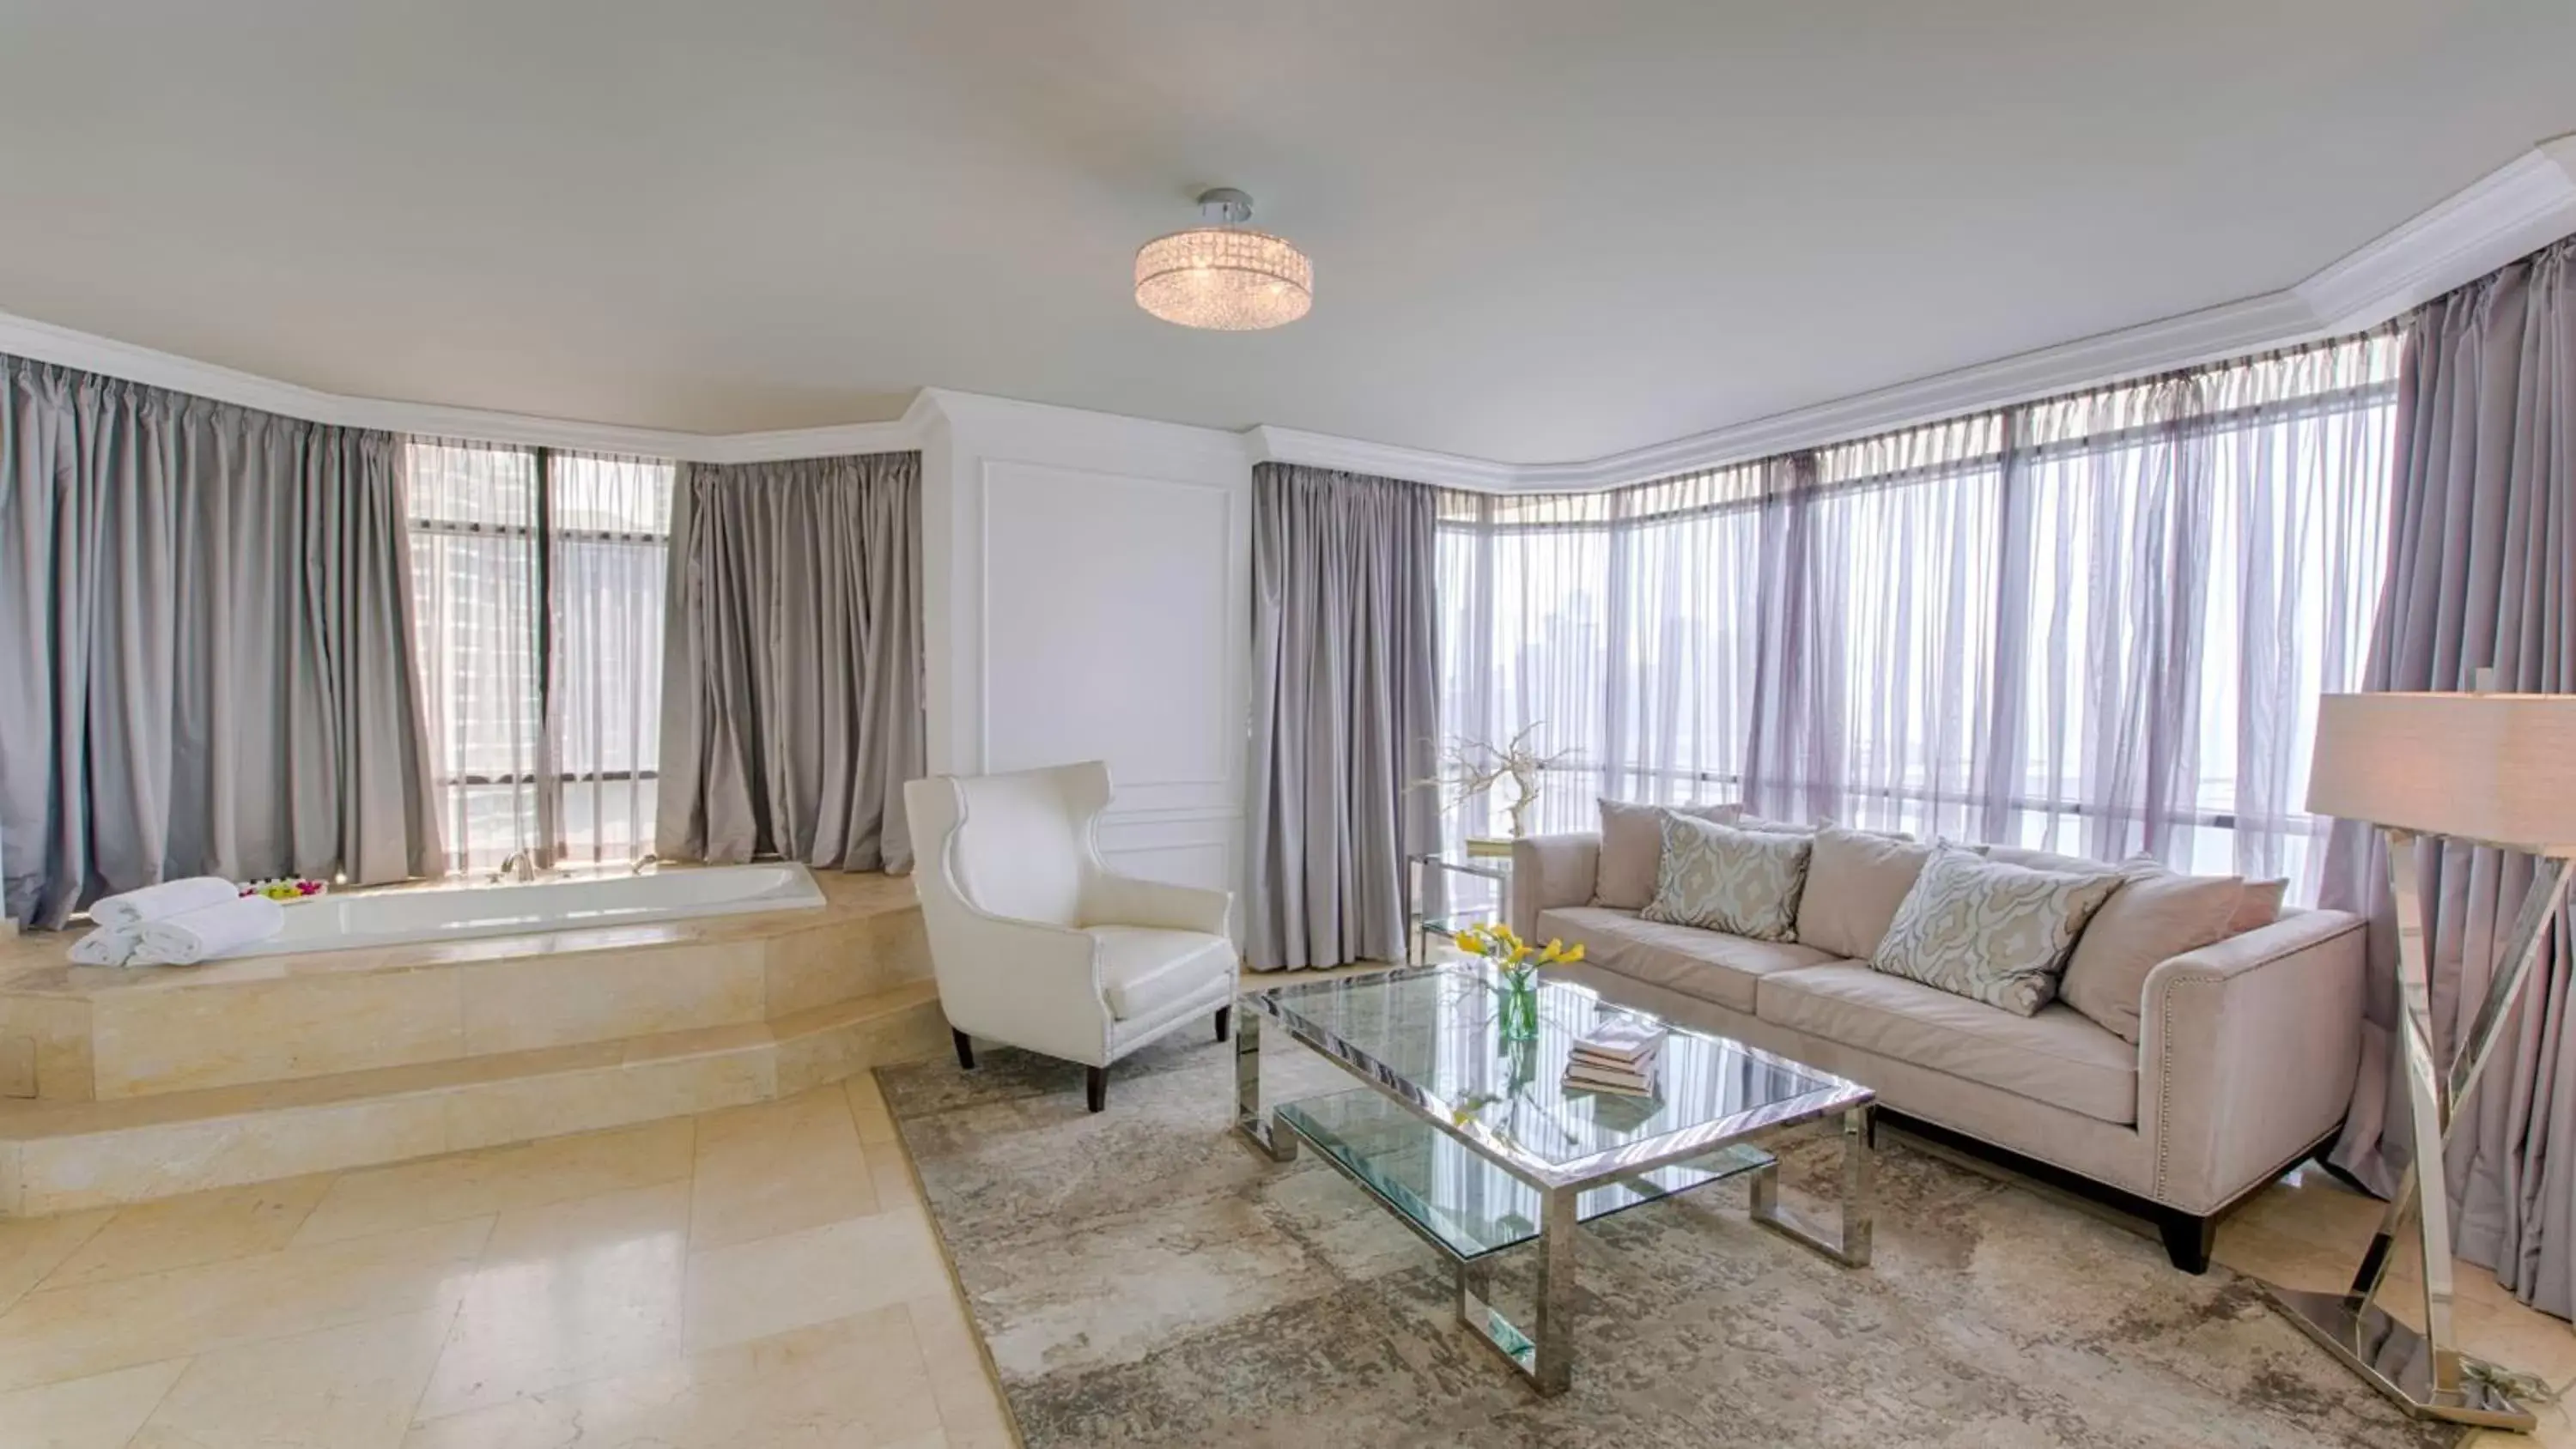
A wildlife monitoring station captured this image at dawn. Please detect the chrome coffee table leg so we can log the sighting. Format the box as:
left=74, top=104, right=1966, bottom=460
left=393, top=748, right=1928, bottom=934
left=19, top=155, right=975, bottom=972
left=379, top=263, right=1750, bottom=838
left=1230, top=1005, right=1296, bottom=1162
left=1450, top=1187, right=1577, bottom=1396
left=1529, top=1184, right=1578, bottom=1395
left=1750, top=1104, right=1874, bottom=1267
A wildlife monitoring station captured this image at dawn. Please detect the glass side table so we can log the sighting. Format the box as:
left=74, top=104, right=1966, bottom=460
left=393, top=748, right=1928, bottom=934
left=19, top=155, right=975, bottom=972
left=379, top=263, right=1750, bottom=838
left=1407, top=849, right=1515, bottom=964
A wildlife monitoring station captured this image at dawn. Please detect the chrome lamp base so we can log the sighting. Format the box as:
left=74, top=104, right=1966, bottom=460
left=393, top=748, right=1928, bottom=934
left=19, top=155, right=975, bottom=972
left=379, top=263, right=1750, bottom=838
left=2257, top=832, right=2571, bottom=1435
left=2265, top=1285, right=2534, bottom=1432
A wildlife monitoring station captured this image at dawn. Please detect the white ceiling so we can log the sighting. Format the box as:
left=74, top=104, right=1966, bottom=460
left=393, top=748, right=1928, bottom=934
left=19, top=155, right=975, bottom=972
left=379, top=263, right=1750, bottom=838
left=0, top=2, right=2571, bottom=463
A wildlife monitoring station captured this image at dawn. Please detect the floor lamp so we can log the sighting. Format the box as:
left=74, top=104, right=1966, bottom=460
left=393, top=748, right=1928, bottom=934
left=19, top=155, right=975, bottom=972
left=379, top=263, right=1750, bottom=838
left=2275, top=689, right=2576, bottom=1433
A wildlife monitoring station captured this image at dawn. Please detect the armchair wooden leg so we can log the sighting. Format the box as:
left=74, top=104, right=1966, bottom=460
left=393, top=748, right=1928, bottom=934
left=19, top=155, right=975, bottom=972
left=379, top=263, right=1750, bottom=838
left=1215, top=1005, right=1231, bottom=1042
left=951, top=1029, right=975, bottom=1070
left=1085, top=1065, right=1108, bottom=1113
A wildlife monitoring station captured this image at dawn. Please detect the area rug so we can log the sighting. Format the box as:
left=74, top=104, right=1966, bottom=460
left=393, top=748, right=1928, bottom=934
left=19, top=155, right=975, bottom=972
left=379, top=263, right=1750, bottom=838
left=878, top=1032, right=2455, bottom=1448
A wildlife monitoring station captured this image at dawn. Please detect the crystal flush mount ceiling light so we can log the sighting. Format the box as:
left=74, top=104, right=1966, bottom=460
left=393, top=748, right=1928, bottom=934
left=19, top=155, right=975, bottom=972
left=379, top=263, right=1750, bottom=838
left=1133, top=188, right=1313, bottom=330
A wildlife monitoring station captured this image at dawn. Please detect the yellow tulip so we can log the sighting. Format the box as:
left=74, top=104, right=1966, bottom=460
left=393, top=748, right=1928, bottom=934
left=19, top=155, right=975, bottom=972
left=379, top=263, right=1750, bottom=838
left=1564, top=942, right=1586, bottom=964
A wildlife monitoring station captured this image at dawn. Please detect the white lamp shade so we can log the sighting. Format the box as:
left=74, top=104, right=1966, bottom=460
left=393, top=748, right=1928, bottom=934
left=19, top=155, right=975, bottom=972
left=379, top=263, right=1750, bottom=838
left=2307, top=692, right=2576, bottom=855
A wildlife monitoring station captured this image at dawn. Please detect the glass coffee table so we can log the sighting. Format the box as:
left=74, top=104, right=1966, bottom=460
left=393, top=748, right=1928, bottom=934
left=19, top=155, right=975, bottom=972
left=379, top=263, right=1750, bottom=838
left=1235, top=963, right=1874, bottom=1396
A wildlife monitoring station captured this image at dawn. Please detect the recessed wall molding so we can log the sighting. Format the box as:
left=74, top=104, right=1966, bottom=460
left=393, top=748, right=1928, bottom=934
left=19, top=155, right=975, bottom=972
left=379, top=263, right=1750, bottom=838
left=1, top=136, right=2568, bottom=494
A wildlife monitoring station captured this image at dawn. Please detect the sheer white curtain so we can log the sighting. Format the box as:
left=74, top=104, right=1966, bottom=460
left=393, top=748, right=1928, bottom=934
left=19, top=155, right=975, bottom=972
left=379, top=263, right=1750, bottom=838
left=1436, top=468, right=1769, bottom=847
left=405, top=440, right=542, bottom=873
left=403, top=440, right=675, bottom=873
left=549, top=451, right=673, bottom=866
left=1435, top=330, right=2400, bottom=900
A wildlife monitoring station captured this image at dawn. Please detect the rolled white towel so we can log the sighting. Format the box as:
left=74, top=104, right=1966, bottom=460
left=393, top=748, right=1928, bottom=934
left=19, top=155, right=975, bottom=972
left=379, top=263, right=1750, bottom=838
left=133, top=895, right=285, bottom=966
left=90, top=876, right=239, bottom=930
left=69, top=925, right=146, bottom=967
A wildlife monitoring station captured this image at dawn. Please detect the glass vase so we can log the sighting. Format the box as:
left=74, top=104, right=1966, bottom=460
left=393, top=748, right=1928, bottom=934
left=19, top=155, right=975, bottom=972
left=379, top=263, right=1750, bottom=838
left=1496, top=967, right=1541, bottom=1043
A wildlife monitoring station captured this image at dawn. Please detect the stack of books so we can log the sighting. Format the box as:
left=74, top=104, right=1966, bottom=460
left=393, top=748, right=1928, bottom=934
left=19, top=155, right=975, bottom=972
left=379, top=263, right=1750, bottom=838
left=1564, top=1016, right=1667, bottom=1097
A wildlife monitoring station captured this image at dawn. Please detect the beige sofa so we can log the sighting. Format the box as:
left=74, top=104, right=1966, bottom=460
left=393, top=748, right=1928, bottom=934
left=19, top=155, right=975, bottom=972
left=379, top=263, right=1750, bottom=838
left=1510, top=830, right=2367, bottom=1270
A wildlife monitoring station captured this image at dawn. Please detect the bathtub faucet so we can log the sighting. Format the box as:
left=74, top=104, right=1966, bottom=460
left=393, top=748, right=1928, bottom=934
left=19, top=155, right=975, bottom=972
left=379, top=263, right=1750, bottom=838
left=630, top=853, right=659, bottom=876
left=495, top=851, right=541, bottom=884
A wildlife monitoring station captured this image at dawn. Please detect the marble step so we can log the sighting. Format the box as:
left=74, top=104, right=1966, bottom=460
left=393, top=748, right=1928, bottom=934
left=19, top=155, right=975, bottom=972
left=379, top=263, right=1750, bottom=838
left=0, top=979, right=946, bottom=1216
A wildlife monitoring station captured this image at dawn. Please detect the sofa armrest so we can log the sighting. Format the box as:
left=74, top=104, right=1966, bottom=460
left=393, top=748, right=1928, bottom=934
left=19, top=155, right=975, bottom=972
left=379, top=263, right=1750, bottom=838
left=1510, top=833, right=1600, bottom=941
left=2138, top=908, right=2366, bottom=1214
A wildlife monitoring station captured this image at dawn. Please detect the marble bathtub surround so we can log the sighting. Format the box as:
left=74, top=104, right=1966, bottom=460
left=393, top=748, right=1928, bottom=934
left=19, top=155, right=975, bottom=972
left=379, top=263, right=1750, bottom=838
left=0, top=871, right=929, bottom=1104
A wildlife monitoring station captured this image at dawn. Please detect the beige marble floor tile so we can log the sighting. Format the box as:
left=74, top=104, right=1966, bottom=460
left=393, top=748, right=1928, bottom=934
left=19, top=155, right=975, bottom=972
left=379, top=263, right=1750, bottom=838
left=0, top=1358, right=185, bottom=1449
left=0, top=1209, right=111, bottom=1316
left=906, top=1291, right=1017, bottom=1449
left=0, top=1216, right=490, bottom=1394
left=683, top=1210, right=951, bottom=1355
left=131, top=1307, right=453, bottom=1449
left=413, top=1182, right=693, bottom=1422
left=39, top=1174, right=333, bottom=1291
left=403, top=1306, right=946, bottom=1449
left=845, top=1070, right=901, bottom=1146
left=688, top=1086, right=879, bottom=1252
left=293, top=1119, right=693, bottom=1246
left=478, top=1176, right=694, bottom=1266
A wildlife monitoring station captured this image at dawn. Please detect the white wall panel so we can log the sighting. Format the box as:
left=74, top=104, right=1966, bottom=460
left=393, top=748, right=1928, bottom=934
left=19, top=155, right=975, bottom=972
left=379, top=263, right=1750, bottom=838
left=920, top=394, right=1254, bottom=938
left=980, top=461, right=1236, bottom=815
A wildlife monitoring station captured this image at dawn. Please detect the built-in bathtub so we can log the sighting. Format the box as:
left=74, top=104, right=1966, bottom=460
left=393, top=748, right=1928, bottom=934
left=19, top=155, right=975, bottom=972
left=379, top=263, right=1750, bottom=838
left=238, top=862, right=827, bottom=958
left=0, top=864, right=940, bottom=1213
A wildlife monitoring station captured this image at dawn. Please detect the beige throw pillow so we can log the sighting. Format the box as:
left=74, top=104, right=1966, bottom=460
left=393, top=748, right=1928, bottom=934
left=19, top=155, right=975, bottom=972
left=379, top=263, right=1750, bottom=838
left=1640, top=814, right=1812, bottom=942
left=2057, top=867, right=2246, bottom=1042
left=1593, top=798, right=1741, bottom=909
left=1982, top=843, right=2107, bottom=875
left=1796, top=825, right=1933, bottom=961
left=2230, top=878, right=2289, bottom=933
left=1873, top=845, right=2123, bottom=1016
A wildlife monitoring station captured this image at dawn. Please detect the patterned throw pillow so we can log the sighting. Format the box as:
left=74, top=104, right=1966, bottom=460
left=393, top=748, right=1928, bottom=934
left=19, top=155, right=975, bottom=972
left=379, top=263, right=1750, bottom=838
left=1872, top=844, right=2123, bottom=1016
left=1639, top=813, right=1812, bottom=942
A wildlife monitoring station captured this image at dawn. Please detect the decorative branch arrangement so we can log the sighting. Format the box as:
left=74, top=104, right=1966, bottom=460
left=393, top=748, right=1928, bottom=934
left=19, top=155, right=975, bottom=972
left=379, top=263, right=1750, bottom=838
left=1428, top=723, right=1581, bottom=840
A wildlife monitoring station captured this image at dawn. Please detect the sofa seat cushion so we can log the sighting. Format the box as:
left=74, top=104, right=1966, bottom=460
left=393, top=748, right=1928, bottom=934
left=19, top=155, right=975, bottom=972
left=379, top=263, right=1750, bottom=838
left=1535, top=906, right=1836, bottom=1014
left=1759, top=964, right=2138, bottom=1125
left=1090, top=926, right=1233, bottom=1021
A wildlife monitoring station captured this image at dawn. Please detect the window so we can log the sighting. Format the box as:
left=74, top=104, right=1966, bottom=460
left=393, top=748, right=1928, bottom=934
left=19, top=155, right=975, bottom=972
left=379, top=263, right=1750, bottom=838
left=404, top=441, right=676, bottom=874
left=1436, top=331, right=2399, bottom=900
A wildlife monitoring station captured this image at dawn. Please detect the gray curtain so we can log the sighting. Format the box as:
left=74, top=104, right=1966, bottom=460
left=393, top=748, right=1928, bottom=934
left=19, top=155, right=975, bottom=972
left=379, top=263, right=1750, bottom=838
left=0, top=355, right=443, bottom=928
left=1246, top=463, right=1438, bottom=970
left=655, top=451, right=922, bottom=873
left=2324, top=237, right=2576, bottom=1316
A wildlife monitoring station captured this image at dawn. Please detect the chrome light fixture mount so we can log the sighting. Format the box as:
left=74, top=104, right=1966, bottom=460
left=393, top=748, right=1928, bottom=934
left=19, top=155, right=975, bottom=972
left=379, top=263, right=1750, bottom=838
left=1134, top=187, right=1313, bottom=330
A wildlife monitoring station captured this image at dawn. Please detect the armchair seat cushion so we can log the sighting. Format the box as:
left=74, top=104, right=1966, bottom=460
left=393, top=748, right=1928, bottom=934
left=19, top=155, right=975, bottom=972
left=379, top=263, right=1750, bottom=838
left=1535, top=906, right=1835, bottom=1013
left=1759, top=964, right=2139, bottom=1125
left=1091, top=926, right=1236, bottom=1021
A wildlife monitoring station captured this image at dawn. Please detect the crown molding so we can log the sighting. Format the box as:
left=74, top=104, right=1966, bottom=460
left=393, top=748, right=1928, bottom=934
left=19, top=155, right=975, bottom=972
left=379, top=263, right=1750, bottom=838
left=2297, top=134, right=2576, bottom=331
left=918, top=387, right=1247, bottom=466
left=0, top=307, right=926, bottom=463
left=1242, top=290, right=2319, bottom=494
left=3, top=136, right=2569, bottom=492
left=1242, top=426, right=1516, bottom=492
left=1255, top=135, right=2576, bottom=494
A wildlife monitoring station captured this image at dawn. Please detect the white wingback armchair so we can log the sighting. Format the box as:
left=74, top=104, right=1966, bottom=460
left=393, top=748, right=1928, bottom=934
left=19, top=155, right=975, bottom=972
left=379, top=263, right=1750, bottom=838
left=903, top=761, right=1238, bottom=1112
